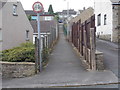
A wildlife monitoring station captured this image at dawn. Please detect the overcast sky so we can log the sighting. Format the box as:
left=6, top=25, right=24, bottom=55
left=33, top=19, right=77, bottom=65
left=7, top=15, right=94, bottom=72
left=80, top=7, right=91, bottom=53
left=20, top=0, right=94, bottom=12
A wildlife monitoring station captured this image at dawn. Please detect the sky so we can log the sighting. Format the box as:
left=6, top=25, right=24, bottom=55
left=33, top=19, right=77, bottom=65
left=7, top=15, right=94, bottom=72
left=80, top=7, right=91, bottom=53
left=20, top=0, right=94, bottom=12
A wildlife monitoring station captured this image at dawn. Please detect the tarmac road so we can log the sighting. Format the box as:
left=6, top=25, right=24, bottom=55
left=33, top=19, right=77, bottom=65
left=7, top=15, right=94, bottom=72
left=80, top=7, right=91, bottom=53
left=96, top=39, right=119, bottom=78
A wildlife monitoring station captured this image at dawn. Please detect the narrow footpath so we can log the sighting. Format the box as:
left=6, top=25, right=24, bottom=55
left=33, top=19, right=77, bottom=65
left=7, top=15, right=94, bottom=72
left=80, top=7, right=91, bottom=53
left=2, top=24, right=118, bottom=88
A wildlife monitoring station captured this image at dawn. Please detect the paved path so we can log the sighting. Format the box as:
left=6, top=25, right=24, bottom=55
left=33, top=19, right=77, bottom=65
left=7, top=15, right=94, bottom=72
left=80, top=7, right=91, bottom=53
left=2, top=24, right=118, bottom=88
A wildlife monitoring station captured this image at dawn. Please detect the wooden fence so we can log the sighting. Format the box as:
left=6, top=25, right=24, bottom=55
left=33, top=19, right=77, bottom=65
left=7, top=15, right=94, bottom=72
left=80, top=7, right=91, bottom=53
left=71, top=15, right=96, bottom=70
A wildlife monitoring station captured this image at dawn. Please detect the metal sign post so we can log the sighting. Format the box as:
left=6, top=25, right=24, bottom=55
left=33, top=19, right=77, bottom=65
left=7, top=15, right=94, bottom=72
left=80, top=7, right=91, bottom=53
left=32, top=1, right=43, bottom=72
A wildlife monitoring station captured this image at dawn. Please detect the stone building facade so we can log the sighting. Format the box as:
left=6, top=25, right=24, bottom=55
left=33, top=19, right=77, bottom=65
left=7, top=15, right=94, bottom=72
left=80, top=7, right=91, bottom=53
left=112, top=2, right=120, bottom=42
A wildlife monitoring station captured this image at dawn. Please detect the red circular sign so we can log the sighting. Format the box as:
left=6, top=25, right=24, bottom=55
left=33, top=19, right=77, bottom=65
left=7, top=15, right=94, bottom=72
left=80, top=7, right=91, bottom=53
left=32, top=2, right=43, bottom=13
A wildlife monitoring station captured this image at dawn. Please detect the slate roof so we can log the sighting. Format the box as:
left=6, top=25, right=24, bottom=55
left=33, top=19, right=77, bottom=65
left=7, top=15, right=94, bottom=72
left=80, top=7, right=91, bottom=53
left=30, top=20, right=56, bottom=33
left=25, top=10, right=54, bottom=16
left=25, top=10, right=37, bottom=16
left=62, top=9, right=77, bottom=15
left=0, top=1, right=7, bottom=9
left=110, top=0, right=120, bottom=2
left=57, top=9, right=77, bottom=15
left=70, top=7, right=94, bottom=23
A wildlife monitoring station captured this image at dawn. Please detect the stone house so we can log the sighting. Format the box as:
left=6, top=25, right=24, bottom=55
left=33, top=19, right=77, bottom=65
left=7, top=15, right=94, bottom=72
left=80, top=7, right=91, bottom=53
left=95, top=0, right=120, bottom=42
left=0, top=0, right=33, bottom=51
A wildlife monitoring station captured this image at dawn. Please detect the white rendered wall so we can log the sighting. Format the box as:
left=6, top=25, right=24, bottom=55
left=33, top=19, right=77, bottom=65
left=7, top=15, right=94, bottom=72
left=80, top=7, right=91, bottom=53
left=95, top=0, right=113, bottom=36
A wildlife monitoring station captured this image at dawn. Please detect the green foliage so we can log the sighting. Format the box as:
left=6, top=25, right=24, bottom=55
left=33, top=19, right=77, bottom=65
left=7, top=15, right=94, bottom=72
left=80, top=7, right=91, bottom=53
left=48, top=4, right=54, bottom=15
left=2, top=42, right=35, bottom=62
left=20, top=42, right=34, bottom=47
left=63, top=24, right=67, bottom=36
left=27, top=15, right=32, bottom=21
left=42, top=48, right=49, bottom=64
left=54, top=13, right=59, bottom=21
left=54, top=13, right=58, bottom=15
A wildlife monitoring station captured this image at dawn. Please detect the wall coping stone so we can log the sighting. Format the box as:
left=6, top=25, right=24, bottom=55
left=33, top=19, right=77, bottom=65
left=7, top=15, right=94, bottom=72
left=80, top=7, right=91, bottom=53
left=95, top=50, right=103, bottom=55
left=0, top=61, right=35, bottom=65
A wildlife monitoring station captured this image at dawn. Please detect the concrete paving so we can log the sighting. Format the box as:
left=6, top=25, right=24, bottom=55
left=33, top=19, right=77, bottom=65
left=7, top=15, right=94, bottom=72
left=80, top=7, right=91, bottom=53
left=2, top=24, right=118, bottom=88
left=65, top=84, right=119, bottom=88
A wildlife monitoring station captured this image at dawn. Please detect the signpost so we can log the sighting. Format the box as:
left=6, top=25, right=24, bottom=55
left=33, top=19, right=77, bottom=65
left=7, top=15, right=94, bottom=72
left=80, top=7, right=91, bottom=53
left=32, top=1, right=43, bottom=72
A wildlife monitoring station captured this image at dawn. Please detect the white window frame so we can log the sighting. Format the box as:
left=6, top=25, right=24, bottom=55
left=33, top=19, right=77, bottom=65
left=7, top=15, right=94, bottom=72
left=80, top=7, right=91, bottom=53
left=26, top=30, right=30, bottom=41
left=44, top=16, right=53, bottom=21
left=97, top=14, right=101, bottom=26
left=13, top=4, right=18, bottom=16
left=104, top=14, right=107, bottom=25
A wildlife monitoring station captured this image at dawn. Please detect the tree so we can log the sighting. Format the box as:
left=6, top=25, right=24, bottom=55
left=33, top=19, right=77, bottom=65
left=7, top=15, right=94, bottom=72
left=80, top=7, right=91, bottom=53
left=48, top=4, right=54, bottom=15
left=54, top=13, right=59, bottom=21
left=27, top=15, right=32, bottom=21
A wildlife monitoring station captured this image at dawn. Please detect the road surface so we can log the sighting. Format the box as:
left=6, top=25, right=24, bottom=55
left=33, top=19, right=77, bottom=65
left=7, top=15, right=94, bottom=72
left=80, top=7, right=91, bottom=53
left=96, top=39, right=119, bottom=78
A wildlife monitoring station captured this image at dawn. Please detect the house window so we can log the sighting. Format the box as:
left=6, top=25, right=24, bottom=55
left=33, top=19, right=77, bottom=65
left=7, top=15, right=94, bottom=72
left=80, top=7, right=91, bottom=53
left=26, top=30, right=29, bottom=41
left=45, top=16, right=53, bottom=21
left=104, top=14, right=107, bottom=25
left=97, top=14, right=101, bottom=26
left=113, top=6, right=114, bottom=9
left=31, top=16, right=37, bottom=20
left=13, top=4, right=17, bottom=16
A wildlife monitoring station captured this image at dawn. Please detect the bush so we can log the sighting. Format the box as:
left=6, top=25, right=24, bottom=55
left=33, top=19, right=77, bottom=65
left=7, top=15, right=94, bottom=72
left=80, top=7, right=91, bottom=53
left=1, top=42, right=35, bottom=62
left=42, top=48, right=49, bottom=62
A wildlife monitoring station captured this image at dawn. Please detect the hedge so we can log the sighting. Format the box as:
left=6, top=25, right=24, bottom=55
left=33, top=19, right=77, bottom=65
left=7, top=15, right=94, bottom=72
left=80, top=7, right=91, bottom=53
left=1, top=42, right=35, bottom=62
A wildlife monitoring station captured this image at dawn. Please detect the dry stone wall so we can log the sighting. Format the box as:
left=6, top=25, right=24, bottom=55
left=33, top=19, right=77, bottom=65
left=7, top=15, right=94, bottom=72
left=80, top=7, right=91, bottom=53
left=1, top=62, right=35, bottom=78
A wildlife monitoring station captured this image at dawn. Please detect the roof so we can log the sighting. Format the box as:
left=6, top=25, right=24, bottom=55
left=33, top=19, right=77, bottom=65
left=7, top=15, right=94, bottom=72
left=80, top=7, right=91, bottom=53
left=25, top=10, right=54, bottom=16
left=25, top=10, right=37, bottom=16
left=0, top=0, right=19, bottom=9
left=110, top=0, right=120, bottom=3
left=30, top=20, right=56, bottom=33
left=62, top=9, right=77, bottom=15
left=70, top=7, right=94, bottom=23
left=57, top=9, right=77, bottom=15
left=0, top=0, right=8, bottom=9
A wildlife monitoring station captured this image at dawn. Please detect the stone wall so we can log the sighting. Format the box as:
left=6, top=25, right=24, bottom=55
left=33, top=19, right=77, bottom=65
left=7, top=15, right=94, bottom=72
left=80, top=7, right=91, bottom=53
left=95, top=50, right=104, bottom=70
left=1, top=62, right=35, bottom=78
left=112, top=29, right=119, bottom=42
left=112, top=4, right=120, bottom=43
left=72, top=45, right=104, bottom=70
left=98, top=34, right=111, bottom=41
left=80, top=50, right=104, bottom=70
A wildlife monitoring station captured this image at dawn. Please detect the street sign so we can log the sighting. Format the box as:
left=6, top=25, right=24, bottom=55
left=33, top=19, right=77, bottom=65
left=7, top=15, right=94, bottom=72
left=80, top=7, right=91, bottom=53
left=32, top=2, right=43, bottom=13
left=32, top=1, right=43, bottom=72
